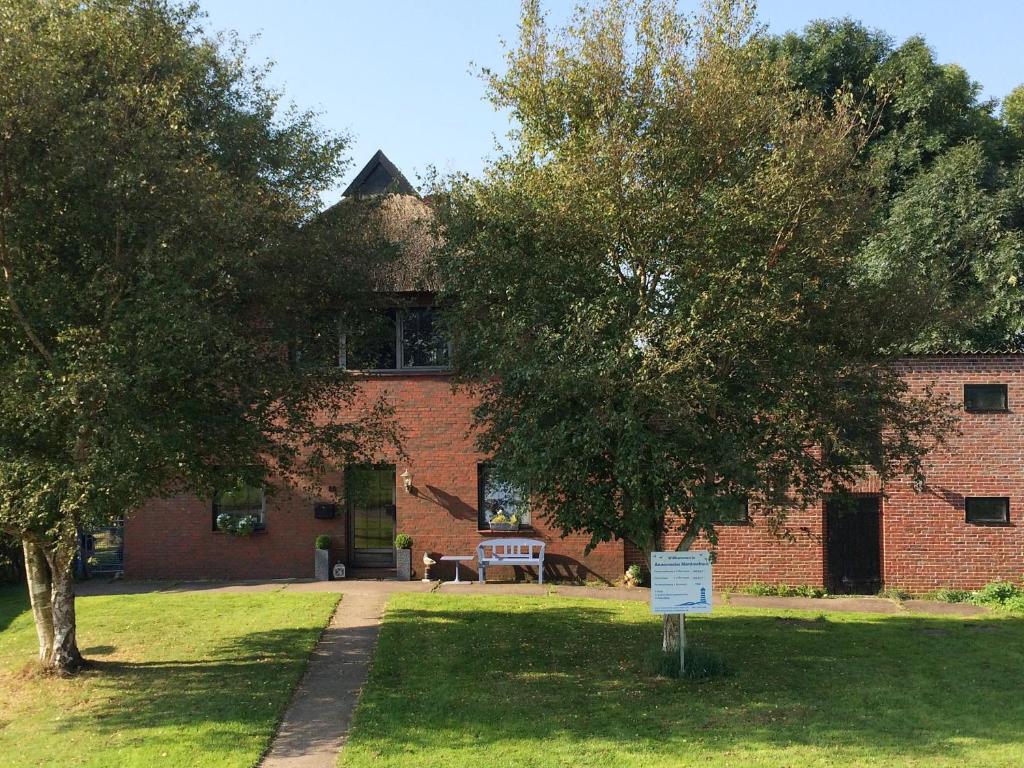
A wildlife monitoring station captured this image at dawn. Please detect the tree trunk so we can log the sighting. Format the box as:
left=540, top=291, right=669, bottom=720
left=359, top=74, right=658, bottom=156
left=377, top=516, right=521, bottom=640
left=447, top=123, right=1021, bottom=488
left=45, top=542, right=83, bottom=673
left=662, top=612, right=680, bottom=653
left=22, top=538, right=55, bottom=665
left=659, top=529, right=698, bottom=654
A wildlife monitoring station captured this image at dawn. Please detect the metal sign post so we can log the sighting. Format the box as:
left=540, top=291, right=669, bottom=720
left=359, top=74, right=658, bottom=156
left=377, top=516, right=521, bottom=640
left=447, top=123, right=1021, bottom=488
left=650, top=551, right=712, bottom=675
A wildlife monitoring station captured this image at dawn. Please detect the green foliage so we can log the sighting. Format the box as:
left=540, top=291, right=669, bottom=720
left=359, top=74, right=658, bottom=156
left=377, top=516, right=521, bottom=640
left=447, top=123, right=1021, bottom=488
left=314, top=534, right=332, bottom=550
left=1002, top=595, right=1024, bottom=614
left=0, top=535, right=22, bottom=584
left=0, top=1, right=396, bottom=553
left=971, top=580, right=1022, bottom=606
left=928, top=588, right=973, bottom=604
left=740, top=583, right=827, bottom=598
left=1005, top=85, right=1024, bottom=139
left=770, top=19, right=1024, bottom=352
left=216, top=513, right=258, bottom=537
left=437, top=0, right=953, bottom=556
left=878, top=586, right=912, bottom=602
left=393, top=533, right=413, bottom=550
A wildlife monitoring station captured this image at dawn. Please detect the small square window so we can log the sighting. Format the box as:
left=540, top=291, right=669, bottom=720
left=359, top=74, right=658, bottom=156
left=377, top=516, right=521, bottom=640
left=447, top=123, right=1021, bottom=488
left=965, top=497, right=1009, bottom=524
left=213, top=483, right=266, bottom=532
left=478, top=464, right=530, bottom=529
left=964, top=384, right=1008, bottom=413
left=711, top=496, right=749, bottom=525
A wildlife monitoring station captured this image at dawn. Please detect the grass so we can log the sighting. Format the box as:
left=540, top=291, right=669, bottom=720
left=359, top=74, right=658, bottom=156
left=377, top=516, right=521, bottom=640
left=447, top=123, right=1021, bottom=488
left=0, top=586, right=338, bottom=768
left=341, top=594, right=1024, bottom=768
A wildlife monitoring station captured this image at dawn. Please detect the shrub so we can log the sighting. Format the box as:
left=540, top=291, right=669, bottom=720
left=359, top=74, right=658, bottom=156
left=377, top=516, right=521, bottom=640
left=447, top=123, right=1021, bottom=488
left=394, top=533, right=413, bottom=549
left=972, top=580, right=1021, bottom=606
left=878, top=586, right=912, bottom=602
left=1002, top=595, right=1024, bottom=614
left=649, top=646, right=729, bottom=680
left=314, top=534, right=331, bottom=550
left=929, top=588, right=973, bottom=603
left=739, top=583, right=826, bottom=598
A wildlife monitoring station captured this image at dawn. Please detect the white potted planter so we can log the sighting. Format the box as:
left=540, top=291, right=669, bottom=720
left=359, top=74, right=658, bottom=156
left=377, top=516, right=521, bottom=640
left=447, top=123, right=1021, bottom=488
left=394, top=533, right=413, bottom=581
left=314, top=535, right=331, bottom=581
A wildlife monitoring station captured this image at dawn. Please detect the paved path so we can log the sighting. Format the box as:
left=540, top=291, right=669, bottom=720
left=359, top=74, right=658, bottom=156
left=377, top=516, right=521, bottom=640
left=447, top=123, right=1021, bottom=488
left=260, top=585, right=386, bottom=768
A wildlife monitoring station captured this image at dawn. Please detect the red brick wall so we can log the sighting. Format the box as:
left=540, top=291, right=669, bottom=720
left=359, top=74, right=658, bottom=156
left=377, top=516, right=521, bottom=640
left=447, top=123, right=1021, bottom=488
left=126, top=357, right=1024, bottom=591
left=125, top=373, right=624, bottom=583
left=634, top=356, right=1024, bottom=592
left=882, top=356, right=1024, bottom=591
left=657, top=506, right=826, bottom=588
left=124, top=484, right=346, bottom=580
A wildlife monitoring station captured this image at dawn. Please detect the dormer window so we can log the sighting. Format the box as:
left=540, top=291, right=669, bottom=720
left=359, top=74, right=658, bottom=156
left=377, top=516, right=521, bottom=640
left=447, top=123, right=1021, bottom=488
left=342, top=307, right=450, bottom=372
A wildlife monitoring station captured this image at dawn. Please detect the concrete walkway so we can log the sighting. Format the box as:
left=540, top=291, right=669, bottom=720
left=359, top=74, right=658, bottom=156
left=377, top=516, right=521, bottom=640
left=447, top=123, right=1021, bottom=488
left=259, top=585, right=386, bottom=768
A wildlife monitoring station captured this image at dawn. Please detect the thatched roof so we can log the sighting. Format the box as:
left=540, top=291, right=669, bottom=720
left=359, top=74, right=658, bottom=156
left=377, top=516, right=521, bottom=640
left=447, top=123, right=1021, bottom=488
left=366, top=192, right=442, bottom=293
left=319, top=152, right=441, bottom=293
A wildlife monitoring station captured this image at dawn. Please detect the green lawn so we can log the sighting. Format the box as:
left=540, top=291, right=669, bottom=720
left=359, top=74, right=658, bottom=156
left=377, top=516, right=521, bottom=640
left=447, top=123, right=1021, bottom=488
left=0, top=586, right=338, bottom=768
left=342, top=594, right=1024, bottom=768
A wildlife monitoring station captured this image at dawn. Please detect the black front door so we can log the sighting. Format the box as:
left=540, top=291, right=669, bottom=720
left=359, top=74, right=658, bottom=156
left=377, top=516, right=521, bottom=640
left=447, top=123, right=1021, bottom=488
left=347, top=466, right=396, bottom=568
left=825, top=496, right=881, bottom=594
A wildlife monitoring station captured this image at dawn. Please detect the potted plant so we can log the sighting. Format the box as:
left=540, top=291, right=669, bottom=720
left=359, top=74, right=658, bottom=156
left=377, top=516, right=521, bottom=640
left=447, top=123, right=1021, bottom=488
left=314, top=534, right=331, bottom=581
left=216, top=513, right=259, bottom=536
left=394, top=533, right=413, bottom=581
left=488, top=510, right=520, bottom=533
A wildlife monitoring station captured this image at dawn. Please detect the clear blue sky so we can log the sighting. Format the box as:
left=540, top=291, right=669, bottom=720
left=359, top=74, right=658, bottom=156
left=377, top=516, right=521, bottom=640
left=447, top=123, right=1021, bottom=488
left=197, top=0, right=1024, bottom=208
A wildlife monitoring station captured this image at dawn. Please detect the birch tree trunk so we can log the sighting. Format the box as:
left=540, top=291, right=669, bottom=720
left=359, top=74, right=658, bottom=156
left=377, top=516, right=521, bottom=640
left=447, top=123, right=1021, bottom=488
left=22, top=538, right=55, bottom=665
left=660, top=529, right=697, bottom=654
left=44, top=541, right=83, bottom=673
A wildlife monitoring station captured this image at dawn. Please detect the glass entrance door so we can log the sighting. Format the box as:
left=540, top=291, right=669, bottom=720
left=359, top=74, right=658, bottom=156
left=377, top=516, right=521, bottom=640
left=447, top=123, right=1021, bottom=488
left=347, top=466, right=396, bottom=568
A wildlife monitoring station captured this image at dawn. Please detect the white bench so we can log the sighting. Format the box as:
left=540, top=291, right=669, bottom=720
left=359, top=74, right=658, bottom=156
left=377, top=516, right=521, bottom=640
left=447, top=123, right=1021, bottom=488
left=477, top=538, right=546, bottom=585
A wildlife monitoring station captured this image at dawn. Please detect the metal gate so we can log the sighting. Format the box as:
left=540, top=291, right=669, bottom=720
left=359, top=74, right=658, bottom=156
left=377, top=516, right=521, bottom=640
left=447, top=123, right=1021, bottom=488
left=78, top=521, right=125, bottom=577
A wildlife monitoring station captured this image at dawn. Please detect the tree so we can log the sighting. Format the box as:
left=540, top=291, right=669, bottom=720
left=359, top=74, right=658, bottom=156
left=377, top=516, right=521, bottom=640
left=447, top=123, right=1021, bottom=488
left=771, top=19, right=1024, bottom=349
left=0, top=0, right=395, bottom=673
left=1006, top=85, right=1024, bottom=139
left=436, top=0, right=951, bottom=652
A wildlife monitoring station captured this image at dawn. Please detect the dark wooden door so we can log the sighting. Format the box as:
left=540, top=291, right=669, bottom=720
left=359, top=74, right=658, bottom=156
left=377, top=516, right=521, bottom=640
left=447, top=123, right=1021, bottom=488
left=347, top=466, right=396, bottom=568
left=825, top=496, right=881, bottom=594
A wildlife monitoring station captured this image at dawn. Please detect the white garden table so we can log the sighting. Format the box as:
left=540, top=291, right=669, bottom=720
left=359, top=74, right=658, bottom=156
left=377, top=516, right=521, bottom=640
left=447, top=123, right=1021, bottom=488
left=440, top=555, right=473, bottom=585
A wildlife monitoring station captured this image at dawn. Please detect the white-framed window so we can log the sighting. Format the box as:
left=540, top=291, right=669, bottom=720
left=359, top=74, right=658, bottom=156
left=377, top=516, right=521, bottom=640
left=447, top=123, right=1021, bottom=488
left=212, top=483, right=266, bottom=531
left=477, top=464, right=530, bottom=528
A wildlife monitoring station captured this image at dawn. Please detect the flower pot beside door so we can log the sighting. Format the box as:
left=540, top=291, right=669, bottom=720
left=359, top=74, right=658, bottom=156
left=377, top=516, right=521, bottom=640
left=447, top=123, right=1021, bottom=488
left=395, top=534, right=413, bottom=581
left=314, top=535, right=331, bottom=581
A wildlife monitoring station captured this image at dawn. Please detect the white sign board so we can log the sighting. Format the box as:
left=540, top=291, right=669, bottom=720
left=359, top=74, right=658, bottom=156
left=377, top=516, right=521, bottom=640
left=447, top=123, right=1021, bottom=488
left=650, top=551, right=712, bottom=614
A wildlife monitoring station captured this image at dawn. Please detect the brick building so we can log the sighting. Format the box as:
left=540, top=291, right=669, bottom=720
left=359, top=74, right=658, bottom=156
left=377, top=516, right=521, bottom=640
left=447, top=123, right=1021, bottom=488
left=123, top=154, right=1024, bottom=593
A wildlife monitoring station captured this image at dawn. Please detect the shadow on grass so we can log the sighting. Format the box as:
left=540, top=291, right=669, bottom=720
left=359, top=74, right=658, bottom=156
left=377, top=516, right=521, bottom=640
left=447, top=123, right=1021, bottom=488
left=49, top=626, right=327, bottom=756
left=0, top=586, right=29, bottom=634
left=348, top=600, right=1024, bottom=764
